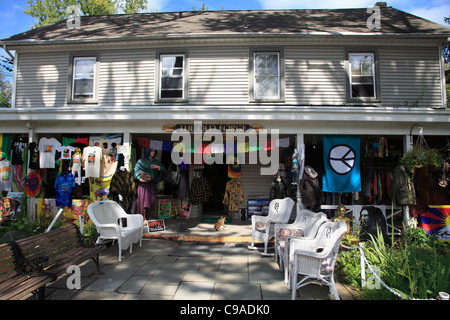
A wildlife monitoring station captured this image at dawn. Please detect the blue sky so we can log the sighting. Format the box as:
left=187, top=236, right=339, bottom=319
left=1, top=0, right=449, bottom=80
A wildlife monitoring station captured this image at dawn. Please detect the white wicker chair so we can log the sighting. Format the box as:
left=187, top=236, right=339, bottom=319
left=87, top=200, right=144, bottom=261
left=248, top=197, right=295, bottom=255
left=275, top=210, right=328, bottom=283
left=289, top=220, right=347, bottom=300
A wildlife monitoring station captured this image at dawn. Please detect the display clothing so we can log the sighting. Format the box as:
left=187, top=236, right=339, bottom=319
left=133, top=149, right=166, bottom=184
left=39, top=137, right=61, bottom=169
left=71, top=148, right=83, bottom=185
left=54, top=173, right=76, bottom=208
left=83, top=146, right=102, bottom=178
left=270, top=177, right=288, bottom=200
left=0, top=134, right=12, bottom=161
left=299, top=166, right=323, bottom=212
left=189, top=177, right=212, bottom=205
left=174, top=163, right=189, bottom=199
left=0, top=159, right=12, bottom=191
left=58, top=145, right=75, bottom=161
left=10, top=136, right=27, bottom=165
left=136, top=182, right=157, bottom=218
left=28, top=142, right=40, bottom=169
left=223, top=178, right=244, bottom=214
left=227, top=154, right=242, bottom=178
left=100, top=151, right=118, bottom=177
left=110, top=169, right=137, bottom=213
left=25, top=171, right=42, bottom=197
left=133, top=149, right=166, bottom=220
left=391, top=165, right=416, bottom=206
left=364, top=170, right=393, bottom=205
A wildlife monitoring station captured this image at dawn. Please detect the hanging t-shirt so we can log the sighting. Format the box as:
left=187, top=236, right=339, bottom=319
left=58, top=145, right=76, bottom=161
left=0, top=159, right=12, bottom=191
left=54, top=173, right=76, bottom=207
left=28, top=142, right=40, bottom=169
left=39, top=137, right=61, bottom=169
left=100, top=148, right=118, bottom=177
left=0, top=134, right=12, bottom=161
left=25, top=171, right=41, bottom=197
left=10, top=136, right=28, bottom=165
left=83, top=146, right=101, bottom=178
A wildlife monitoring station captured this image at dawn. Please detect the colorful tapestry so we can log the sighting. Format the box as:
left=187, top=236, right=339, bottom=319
left=36, top=198, right=93, bottom=228
left=421, top=205, right=450, bottom=241
left=227, top=154, right=242, bottom=178
left=88, top=176, right=112, bottom=202
left=322, top=135, right=361, bottom=193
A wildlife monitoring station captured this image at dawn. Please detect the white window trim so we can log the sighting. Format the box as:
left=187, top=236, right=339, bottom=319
left=253, top=52, right=281, bottom=100
left=72, top=57, right=96, bottom=101
left=159, top=53, right=185, bottom=101
left=349, top=53, right=376, bottom=100
left=67, top=52, right=99, bottom=104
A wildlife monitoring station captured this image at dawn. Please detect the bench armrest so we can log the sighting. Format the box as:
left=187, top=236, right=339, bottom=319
left=9, top=242, right=57, bottom=281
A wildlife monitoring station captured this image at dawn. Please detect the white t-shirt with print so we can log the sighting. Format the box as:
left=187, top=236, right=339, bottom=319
left=39, top=137, right=61, bottom=169
left=83, top=146, right=102, bottom=178
left=0, top=160, right=12, bottom=191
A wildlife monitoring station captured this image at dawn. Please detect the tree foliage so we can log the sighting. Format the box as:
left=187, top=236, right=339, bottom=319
left=0, top=68, right=12, bottom=108
left=24, top=0, right=148, bottom=28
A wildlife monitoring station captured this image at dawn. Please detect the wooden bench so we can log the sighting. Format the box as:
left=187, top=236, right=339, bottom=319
left=1, top=223, right=107, bottom=300
left=0, top=242, right=55, bottom=300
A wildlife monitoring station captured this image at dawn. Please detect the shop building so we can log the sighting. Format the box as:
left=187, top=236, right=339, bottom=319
left=0, top=6, right=449, bottom=227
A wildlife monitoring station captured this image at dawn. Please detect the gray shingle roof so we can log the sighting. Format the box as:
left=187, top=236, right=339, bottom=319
left=2, top=7, right=449, bottom=43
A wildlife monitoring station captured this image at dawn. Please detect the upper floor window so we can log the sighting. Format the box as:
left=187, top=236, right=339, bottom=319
left=68, top=53, right=99, bottom=104
left=158, top=53, right=186, bottom=101
left=249, top=48, right=284, bottom=102
left=349, top=53, right=376, bottom=99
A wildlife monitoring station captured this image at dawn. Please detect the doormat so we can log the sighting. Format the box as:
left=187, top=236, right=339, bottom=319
left=200, top=217, right=232, bottom=223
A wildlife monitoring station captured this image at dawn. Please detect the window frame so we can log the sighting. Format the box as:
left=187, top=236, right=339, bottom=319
left=67, top=52, right=99, bottom=104
left=155, top=50, right=189, bottom=103
left=249, top=47, right=285, bottom=103
left=345, top=48, right=381, bottom=103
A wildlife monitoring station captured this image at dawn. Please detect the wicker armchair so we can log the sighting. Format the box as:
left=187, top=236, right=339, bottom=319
left=87, top=200, right=144, bottom=261
left=275, top=210, right=328, bottom=283
left=248, top=197, right=295, bottom=255
left=289, top=220, right=347, bottom=300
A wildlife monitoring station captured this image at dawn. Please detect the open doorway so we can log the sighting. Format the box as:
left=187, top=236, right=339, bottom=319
left=202, top=162, right=229, bottom=215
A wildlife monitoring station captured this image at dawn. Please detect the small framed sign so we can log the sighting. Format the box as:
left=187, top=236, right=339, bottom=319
left=147, top=219, right=165, bottom=232
left=158, top=199, right=171, bottom=219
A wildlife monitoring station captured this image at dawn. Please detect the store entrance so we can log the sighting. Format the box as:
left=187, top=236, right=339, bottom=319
left=202, top=162, right=229, bottom=215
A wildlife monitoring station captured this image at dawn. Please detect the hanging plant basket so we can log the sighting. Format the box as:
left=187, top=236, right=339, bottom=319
left=402, top=124, right=443, bottom=176
left=401, top=147, right=442, bottom=176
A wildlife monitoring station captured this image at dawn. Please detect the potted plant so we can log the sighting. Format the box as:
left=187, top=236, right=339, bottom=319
left=401, top=147, right=442, bottom=176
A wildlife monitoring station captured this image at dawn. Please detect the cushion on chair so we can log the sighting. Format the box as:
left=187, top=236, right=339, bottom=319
left=276, top=228, right=304, bottom=247
left=255, top=221, right=267, bottom=232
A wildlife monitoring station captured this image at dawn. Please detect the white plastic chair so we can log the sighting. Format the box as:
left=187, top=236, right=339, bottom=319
left=87, top=200, right=144, bottom=261
left=248, top=197, right=295, bottom=255
left=275, top=210, right=328, bottom=283
left=289, top=220, right=347, bottom=300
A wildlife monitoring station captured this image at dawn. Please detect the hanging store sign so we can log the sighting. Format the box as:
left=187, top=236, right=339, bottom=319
left=162, top=124, right=264, bottom=133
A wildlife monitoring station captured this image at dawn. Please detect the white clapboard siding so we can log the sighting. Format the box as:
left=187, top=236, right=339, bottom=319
left=379, top=47, right=442, bottom=108
left=285, top=46, right=347, bottom=106
left=15, top=52, right=68, bottom=108
left=98, top=49, right=155, bottom=106
left=13, top=45, right=444, bottom=109
left=189, top=47, right=249, bottom=104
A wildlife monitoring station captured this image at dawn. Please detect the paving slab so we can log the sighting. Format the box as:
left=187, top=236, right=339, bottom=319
left=118, top=276, right=149, bottom=294
left=173, top=281, right=215, bottom=300
left=149, top=269, right=186, bottom=285
left=212, top=283, right=262, bottom=300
